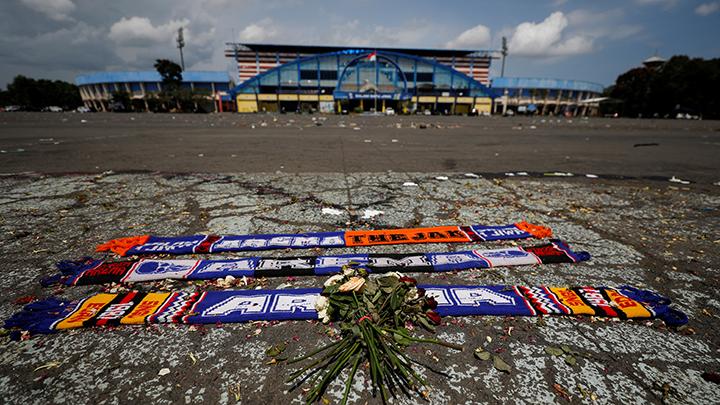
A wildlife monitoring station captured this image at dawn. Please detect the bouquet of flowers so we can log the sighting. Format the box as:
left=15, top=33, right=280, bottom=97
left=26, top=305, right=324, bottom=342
left=287, top=265, right=463, bottom=404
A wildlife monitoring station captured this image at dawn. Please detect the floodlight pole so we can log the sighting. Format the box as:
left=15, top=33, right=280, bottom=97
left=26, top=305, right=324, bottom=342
left=500, top=37, right=508, bottom=78
left=375, top=51, right=378, bottom=114
left=500, top=37, right=509, bottom=115
left=177, top=27, right=186, bottom=71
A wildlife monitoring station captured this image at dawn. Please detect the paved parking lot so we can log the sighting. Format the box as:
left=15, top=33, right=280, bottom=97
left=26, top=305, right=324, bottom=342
left=0, top=113, right=718, bottom=404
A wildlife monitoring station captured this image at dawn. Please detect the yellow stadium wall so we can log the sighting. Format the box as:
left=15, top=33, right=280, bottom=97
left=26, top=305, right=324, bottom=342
left=236, top=99, right=258, bottom=113
left=474, top=97, right=492, bottom=114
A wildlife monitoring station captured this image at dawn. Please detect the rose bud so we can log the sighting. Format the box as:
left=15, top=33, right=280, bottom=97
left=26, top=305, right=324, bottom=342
left=398, top=276, right=417, bottom=284
left=426, top=310, right=442, bottom=325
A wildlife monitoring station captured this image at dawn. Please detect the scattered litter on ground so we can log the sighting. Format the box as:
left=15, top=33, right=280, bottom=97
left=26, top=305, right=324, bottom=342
left=391, top=139, right=398, bottom=142
left=364, top=139, right=372, bottom=143
left=34, top=361, right=63, bottom=372
left=214, top=276, right=237, bottom=289
left=362, top=209, right=384, bottom=219
left=321, top=208, right=343, bottom=216
left=545, top=172, right=574, bottom=177
left=493, top=355, right=512, bottom=373
left=553, top=383, right=572, bottom=401
left=403, top=182, right=418, bottom=187
left=669, top=176, right=691, bottom=185
left=586, top=174, right=599, bottom=178
left=464, top=173, right=480, bottom=178
left=158, top=368, right=171, bottom=376
left=435, top=176, right=449, bottom=180
left=228, top=383, right=242, bottom=401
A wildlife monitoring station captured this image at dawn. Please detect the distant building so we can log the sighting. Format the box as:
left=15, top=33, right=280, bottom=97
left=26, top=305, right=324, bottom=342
left=75, top=71, right=231, bottom=111
left=642, top=55, right=667, bottom=70
left=225, top=43, right=497, bottom=114
left=490, top=77, right=605, bottom=116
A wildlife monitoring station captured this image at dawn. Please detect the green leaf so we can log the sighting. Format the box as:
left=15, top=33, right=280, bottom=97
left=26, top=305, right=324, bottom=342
left=323, top=284, right=339, bottom=294
left=363, top=282, right=378, bottom=296
left=493, top=355, right=512, bottom=373
left=393, top=332, right=412, bottom=346
left=265, top=342, right=286, bottom=357
left=474, top=347, right=491, bottom=361
left=561, top=344, right=572, bottom=354
left=417, top=316, right=436, bottom=332
left=545, top=347, right=564, bottom=357
left=564, top=354, right=577, bottom=366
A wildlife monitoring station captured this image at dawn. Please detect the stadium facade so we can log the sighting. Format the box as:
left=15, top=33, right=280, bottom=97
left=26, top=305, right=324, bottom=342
left=73, top=43, right=606, bottom=116
left=225, top=43, right=497, bottom=114
left=75, top=71, right=231, bottom=111
left=491, top=77, right=604, bottom=116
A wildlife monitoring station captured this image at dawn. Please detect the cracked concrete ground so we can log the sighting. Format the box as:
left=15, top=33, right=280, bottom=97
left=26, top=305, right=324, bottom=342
left=0, top=172, right=718, bottom=404
left=0, top=113, right=719, bottom=404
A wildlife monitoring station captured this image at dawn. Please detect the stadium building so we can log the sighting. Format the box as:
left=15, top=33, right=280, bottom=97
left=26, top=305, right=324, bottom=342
left=225, top=43, right=497, bottom=114
left=490, top=77, right=605, bottom=116
left=75, top=71, right=232, bottom=112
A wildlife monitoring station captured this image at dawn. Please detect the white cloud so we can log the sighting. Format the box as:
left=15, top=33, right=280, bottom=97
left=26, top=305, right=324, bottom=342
left=695, top=2, right=720, bottom=15
left=445, top=24, right=492, bottom=49
left=634, top=0, right=679, bottom=9
left=509, top=12, right=593, bottom=57
left=237, top=18, right=279, bottom=42
left=20, top=0, right=75, bottom=21
left=108, top=17, right=188, bottom=46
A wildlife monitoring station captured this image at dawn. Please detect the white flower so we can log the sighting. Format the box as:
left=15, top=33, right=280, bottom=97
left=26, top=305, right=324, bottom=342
left=324, top=274, right=344, bottom=287
left=317, top=308, right=330, bottom=323
left=405, top=288, right=419, bottom=302
left=315, top=296, right=329, bottom=312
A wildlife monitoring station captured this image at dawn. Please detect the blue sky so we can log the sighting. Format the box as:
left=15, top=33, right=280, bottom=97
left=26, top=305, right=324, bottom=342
left=0, top=0, right=718, bottom=88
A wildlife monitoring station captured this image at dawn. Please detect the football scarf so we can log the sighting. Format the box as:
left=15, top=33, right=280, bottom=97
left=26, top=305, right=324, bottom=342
left=5, top=285, right=687, bottom=335
left=46, top=240, right=589, bottom=287
left=95, top=221, right=552, bottom=256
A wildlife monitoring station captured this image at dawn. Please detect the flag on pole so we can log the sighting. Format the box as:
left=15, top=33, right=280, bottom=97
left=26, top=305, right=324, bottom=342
left=367, top=51, right=377, bottom=62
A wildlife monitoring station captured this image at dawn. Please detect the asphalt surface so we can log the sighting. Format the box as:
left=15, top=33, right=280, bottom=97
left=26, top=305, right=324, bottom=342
left=0, top=112, right=719, bottom=183
left=0, top=113, right=719, bottom=404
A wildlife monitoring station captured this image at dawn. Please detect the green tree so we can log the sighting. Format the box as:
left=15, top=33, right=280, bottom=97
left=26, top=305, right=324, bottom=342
left=110, top=90, right=132, bottom=112
left=610, top=55, right=720, bottom=119
left=0, top=89, right=10, bottom=106
left=153, top=59, right=183, bottom=111
left=4, top=75, right=81, bottom=110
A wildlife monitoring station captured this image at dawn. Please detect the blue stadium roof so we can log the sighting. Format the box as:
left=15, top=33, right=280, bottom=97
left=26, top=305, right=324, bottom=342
left=491, top=77, right=604, bottom=94
left=75, top=71, right=230, bottom=86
